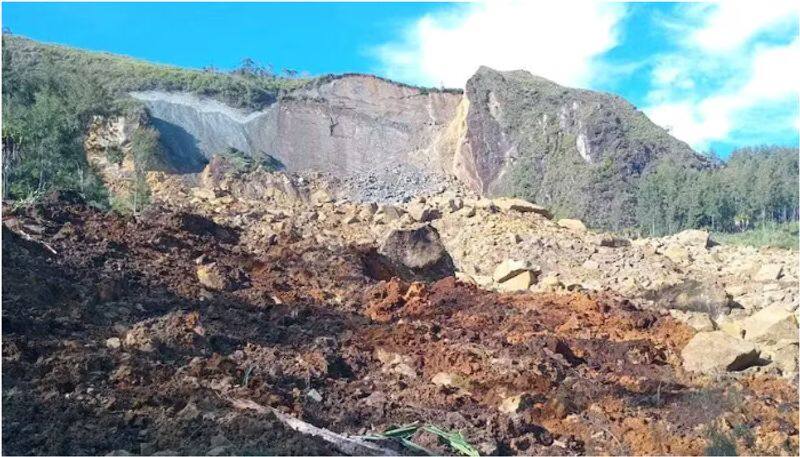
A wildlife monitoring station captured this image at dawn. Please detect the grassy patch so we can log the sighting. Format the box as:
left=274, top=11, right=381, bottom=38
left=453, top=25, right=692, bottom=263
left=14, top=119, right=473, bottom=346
left=3, top=34, right=309, bottom=111
left=712, top=222, right=798, bottom=250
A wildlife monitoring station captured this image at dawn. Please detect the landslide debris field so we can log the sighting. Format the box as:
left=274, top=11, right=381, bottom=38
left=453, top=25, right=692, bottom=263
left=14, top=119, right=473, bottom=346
left=3, top=195, right=798, bottom=456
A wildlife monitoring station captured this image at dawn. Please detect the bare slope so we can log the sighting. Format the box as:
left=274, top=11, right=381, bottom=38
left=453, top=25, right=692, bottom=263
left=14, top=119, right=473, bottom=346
left=131, top=75, right=462, bottom=177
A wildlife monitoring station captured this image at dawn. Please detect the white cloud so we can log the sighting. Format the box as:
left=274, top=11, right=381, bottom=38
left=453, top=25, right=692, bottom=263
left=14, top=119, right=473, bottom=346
left=690, top=0, right=798, bottom=52
left=644, top=3, right=799, bottom=150
left=373, top=1, right=626, bottom=88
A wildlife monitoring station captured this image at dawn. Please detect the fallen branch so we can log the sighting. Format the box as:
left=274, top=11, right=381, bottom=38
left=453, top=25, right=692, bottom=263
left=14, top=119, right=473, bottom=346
left=228, top=397, right=396, bottom=456
left=3, top=220, right=58, bottom=255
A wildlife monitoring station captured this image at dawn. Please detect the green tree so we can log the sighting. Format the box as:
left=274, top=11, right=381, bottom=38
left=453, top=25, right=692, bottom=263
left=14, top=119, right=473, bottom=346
left=127, top=127, right=160, bottom=214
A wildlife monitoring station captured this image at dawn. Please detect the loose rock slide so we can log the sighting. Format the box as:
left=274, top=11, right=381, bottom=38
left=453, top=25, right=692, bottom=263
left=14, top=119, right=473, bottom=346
left=3, top=193, right=798, bottom=455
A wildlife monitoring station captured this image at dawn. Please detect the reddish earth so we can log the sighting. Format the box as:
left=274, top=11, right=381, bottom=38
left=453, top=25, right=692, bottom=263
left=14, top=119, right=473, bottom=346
left=3, top=195, right=798, bottom=455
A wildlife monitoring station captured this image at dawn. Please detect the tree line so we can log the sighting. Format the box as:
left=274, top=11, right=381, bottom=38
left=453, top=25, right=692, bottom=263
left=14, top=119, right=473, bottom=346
left=634, top=146, right=799, bottom=236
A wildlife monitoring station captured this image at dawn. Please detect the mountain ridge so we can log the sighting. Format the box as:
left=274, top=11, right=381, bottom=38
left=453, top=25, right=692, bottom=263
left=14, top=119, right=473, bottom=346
left=3, top=35, right=714, bottom=229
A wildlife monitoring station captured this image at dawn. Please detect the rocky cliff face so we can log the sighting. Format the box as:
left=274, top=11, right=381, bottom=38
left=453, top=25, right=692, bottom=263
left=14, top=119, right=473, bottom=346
left=131, top=68, right=710, bottom=227
left=132, top=75, right=463, bottom=178
left=456, top=67, right=712, bottom=228
left=84, top=114, right=143, bottom=197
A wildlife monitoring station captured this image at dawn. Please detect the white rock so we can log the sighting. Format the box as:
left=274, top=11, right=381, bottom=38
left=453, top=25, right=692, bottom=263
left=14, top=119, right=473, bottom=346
left=105, top=337, right=122, bottom=349
left=557, top=218, right=587, bottom=232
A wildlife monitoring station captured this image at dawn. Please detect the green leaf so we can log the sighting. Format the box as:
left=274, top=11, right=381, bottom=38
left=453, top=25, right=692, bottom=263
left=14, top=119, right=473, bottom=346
left=423, top=425, right=480, bottom=457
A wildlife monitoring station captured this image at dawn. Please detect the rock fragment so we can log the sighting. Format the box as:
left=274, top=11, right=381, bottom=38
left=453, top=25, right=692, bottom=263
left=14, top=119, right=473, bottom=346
left=682, top=331, right=759, bottom=374
left=493, top=198, right=552, bottom=218
left=377, top=224, right=455, bottom=282
left=557, top=219, right=587, bottom=232
left=105, top=337, right=122, bottom=349
left=406, top=203, right=440, bottom=222
left=500, top=270, right=536, bottom=292
left=493, top=259, right=534, bottom=283
left=196, top=263, right=228, bottom=291
left=754, top=264, right=783, bottom=282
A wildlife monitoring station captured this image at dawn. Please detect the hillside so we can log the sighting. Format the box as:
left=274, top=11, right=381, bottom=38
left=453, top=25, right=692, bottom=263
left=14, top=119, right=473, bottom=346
left=2, top=35, right=796, bottom=233
left=2, top=34, right=309, bottom=110
left=2, top=35, right=799, bottom=457
left=457, top=67, right=713, bottom=229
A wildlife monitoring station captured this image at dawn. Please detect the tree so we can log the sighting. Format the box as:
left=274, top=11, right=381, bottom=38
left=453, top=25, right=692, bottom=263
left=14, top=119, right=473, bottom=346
left=127, top=127, right=159, bottom=214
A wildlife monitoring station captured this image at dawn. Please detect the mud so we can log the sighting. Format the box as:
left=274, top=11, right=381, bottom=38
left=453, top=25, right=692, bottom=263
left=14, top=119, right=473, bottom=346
left=3, top=197, right=798, bottom=455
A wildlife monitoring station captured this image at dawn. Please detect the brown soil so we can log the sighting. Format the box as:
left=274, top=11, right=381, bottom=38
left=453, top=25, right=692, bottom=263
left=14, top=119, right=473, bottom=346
left=3, top=197, right=798, bottom=455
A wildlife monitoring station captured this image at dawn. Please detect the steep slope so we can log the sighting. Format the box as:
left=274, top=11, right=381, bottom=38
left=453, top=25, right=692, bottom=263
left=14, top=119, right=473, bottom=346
left=134, top=66, right=711, bottom=228
left=453, top=67, right=712, bottom=228
left=4, top=35, right=714, bottom=229
left=132, top=75, right=462, bottom=176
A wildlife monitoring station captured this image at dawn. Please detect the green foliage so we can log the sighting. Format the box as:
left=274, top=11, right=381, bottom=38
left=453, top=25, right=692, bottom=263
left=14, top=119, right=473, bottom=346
left=363, top=422, right=480, bottom=457
left=3, top=35, right=309, bottom=111
left=713, top=222, right=798, bottom=250
left=634, top=147, right=799, bottom=240
left=2, top=38, right=111, bottom=205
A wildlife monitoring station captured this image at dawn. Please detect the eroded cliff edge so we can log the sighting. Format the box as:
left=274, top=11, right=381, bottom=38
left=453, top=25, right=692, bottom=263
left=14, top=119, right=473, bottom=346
left=131, top=74, right=463, bottom=177
left=130, top=68, right=712, bottom=226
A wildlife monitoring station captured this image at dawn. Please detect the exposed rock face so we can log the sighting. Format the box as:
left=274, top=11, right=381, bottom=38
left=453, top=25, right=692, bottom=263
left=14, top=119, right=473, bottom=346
left=131, top=67, right=711, bottom=228
left=84, top=114, right=143, bottom=196
left=453, top=67, right=712, bottom=228
left=132, top=75, right=462, bottom=177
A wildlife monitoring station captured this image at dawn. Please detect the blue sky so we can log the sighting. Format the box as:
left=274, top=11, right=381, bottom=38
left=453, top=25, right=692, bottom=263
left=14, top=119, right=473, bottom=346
left=3, top=2, right=798, bottom=157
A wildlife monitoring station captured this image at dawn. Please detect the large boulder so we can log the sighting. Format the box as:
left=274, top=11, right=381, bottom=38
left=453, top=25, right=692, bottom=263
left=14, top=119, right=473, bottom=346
left=673, top=229, right=710, bottom=248
left=406, top=203, right=441, bottom=223
left=753, top=264, right=783, bottom=282
left=739, top=303, right=798, bottom=344
left=682, top=331, right=760, bottom=374
left=493, top=259, right=536, bottom=283
left=557, top=219, right=587, bottom=232
left=646, top=279, right=731, bottom=315
left=663, top=245, right=691, bottom=263
left=499, top=271, right=537, bottom=292
left=377, top=224, right=455, bottom=282
left=761, top=339, right=799, bottom=378
left=493, top=198, right=552, bottom=218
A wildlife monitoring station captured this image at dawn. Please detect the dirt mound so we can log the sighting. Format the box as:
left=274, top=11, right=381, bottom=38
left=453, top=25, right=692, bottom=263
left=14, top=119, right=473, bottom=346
left=3, top=200, right=798, bottom=455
